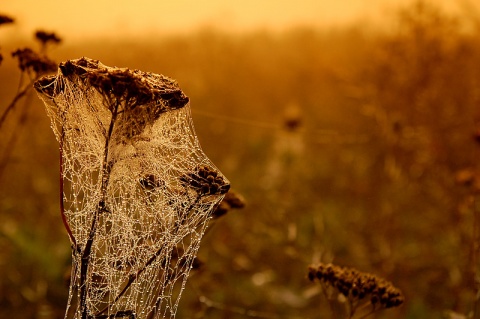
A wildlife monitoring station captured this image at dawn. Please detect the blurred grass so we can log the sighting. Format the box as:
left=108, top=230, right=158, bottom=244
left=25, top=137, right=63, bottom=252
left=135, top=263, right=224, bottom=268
left=2, top=1, right=480, bottom=318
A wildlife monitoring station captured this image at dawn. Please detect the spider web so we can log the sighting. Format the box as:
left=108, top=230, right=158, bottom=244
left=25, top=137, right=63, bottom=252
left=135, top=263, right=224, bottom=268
left=34, top=57, right=229, bottom=319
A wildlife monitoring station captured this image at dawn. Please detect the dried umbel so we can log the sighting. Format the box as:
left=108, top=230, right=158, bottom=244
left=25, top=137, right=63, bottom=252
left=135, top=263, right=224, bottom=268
left=12, top=48, right=56, bottom=76
left=35, top=57, right=229, bottom=319
left=308, top=263, right=404, bottom=317
left=35, top=30, right=62, bottom=46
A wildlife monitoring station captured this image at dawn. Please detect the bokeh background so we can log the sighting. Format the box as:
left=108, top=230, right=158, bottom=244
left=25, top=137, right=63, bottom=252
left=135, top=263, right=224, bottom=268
left=1, top=0, right=480, bottom=318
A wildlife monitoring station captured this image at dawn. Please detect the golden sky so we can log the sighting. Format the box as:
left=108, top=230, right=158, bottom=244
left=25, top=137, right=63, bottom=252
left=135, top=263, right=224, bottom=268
left=1, top=0, right=470, bottom=39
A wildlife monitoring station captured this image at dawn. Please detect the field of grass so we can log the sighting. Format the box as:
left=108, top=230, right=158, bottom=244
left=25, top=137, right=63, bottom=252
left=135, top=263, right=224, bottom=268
left=1, top=2, right=480, bottom=318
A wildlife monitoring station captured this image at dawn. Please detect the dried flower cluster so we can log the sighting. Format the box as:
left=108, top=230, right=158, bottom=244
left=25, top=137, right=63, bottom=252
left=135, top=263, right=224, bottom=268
left=0, top=14, right=15, bottom=66
left=308, top=263, right=404, bottom=315
left=35, top=30, right=62, bottom=46
left=11, top=48, right=56, bottom=76
left=212, top=190, right=246, bottom=218
left=53, top=57, right=189, bottom=111
left=181, top=165, right=230, bottom=196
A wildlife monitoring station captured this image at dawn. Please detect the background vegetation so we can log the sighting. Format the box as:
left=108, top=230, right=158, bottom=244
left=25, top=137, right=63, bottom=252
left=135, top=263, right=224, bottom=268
left=1, top=1, right=480, bottom=318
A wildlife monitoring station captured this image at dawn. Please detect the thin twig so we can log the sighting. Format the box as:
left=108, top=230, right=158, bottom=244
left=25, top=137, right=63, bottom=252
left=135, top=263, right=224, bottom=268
left=0, top=78, right=35, bottom=130
left=80, top=101, right=119, bottom=319
left=60, top=127, right=77, bottom=248
left=0, top=85, right=35, bottom=179
left=473, top=196, right=480, bottom=319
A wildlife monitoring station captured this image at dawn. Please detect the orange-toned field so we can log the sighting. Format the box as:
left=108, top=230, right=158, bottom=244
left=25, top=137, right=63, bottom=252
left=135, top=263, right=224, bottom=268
left=1, top=2, right=480, bottom=318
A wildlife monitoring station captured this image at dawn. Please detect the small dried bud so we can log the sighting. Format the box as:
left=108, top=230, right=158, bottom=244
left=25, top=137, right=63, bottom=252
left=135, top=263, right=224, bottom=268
left=201, top=184, right=210, bottom=194
left=351, top=286, right=359, bottom=297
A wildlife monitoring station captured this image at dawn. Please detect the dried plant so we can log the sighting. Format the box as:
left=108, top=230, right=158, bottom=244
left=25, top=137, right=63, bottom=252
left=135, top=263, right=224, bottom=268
left=35, top=57, right=229, bottom=319
left=35, top=30, right=62, bottom=45
left=35, top=30, right=62, bottom=54
left=308, top=263, right=404, bottom=318
left=0, top=48, right=56, bottom=129
left=0, top=20, right=60, bottom=181
left=211, top=189, right=245, bottom=218
left=11, top=48, right=57, bottom=75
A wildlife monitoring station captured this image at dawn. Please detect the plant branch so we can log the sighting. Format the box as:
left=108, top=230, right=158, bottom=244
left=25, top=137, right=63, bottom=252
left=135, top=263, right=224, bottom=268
left=59, top=127, right=77, bottom=248
left=80, top=102, right=119, bottom=319
left=473, top=196, right=480, bottom=319
left=0, top=78, right=35, bottom=130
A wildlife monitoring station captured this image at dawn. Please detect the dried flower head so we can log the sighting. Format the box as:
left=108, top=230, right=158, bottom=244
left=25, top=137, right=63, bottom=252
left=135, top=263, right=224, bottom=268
left=0, top=14, right=14, bottom=26
left=308, top=263, right=404, bottom=316
left=57, top=57, right=189, bottom=112
left=11, top=48, right=56, bottom=76
left=212, top=189, right=246, bottom=218
left=180, top=165, right=230, bottom=196
left=35, top=30, right=62, bottom=46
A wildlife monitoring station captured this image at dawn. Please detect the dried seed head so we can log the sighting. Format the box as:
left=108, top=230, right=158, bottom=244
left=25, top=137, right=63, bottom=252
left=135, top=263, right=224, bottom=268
left=308, top=263, right=404, bottom=313
left=211, top=189, right=245, bottom=218
left=180, top=164, right=230, bottom=196
left=57, top=57, right=189, bottom=112
left=35, top=30, right=62, bottom=46
left=11, top=48, right=56, bottom=75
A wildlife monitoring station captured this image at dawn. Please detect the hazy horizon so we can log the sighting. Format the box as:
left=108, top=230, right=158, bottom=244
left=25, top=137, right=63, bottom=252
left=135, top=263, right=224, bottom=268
left=1, top=0, right=474, bottom=40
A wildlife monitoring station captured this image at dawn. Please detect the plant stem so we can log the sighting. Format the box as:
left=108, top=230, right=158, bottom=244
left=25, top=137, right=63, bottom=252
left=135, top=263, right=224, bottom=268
left=473, top=196, right=480, bottom=319
left=80, top=102, right=119, bottom=319
left=0, top=78, right=35, bottom=129
left=60, top=128, right=77, bottom=248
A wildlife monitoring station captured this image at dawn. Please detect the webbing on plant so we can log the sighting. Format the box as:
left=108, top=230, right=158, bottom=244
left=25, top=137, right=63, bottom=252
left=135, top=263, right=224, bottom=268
left=35, top=57, right=229, bottom=319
